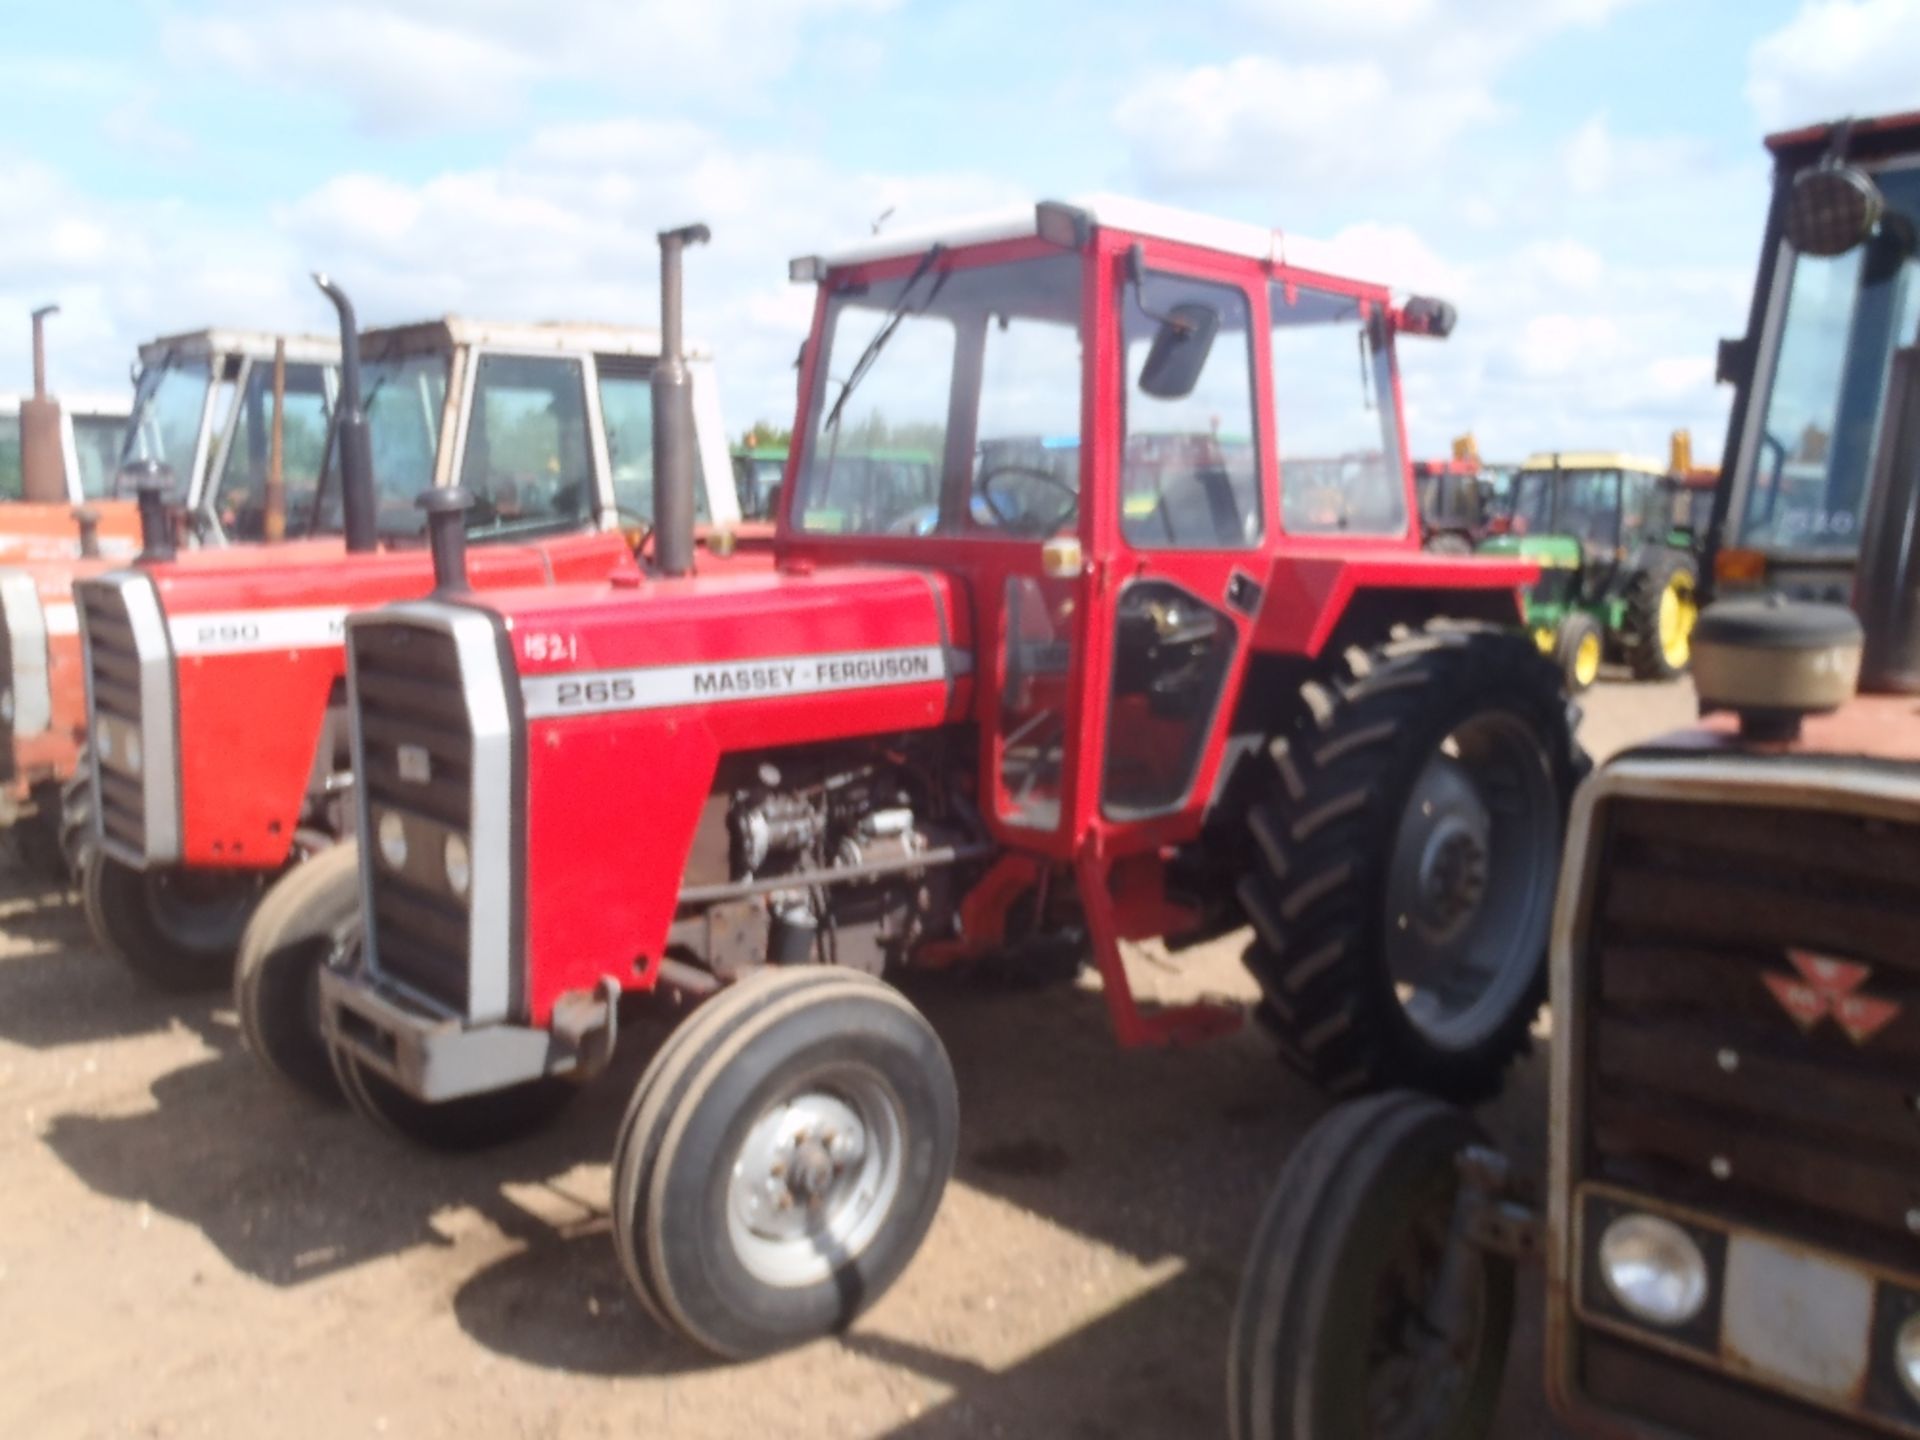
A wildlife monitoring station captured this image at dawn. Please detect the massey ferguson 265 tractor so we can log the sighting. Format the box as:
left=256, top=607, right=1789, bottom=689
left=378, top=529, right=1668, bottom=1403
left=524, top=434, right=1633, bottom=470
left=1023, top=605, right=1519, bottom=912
left=279, top=197, right=1584, bottom=1357
left=0, top=321, right=339, bottom=873
left=77, top=239, right=742, bottom=995
left=1229, top=112, right=1920, bottom=1440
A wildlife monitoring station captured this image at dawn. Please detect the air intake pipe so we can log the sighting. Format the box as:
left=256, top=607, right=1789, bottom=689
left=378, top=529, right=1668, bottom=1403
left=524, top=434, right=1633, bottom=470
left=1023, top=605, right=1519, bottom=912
left=128, top=460, right=176, bottom=562
left=652, top=222, right=711, bottom=578
left=20, top=305, right=66, bottom=504
left=421, top=487, right=474, bottom=592
left=312, top=273, right=379, bottom=554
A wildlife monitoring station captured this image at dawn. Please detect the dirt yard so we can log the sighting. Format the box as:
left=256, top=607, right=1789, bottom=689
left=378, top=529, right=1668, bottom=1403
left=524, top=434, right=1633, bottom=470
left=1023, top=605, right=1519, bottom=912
left=0, top=675, right=1697, bottom=1439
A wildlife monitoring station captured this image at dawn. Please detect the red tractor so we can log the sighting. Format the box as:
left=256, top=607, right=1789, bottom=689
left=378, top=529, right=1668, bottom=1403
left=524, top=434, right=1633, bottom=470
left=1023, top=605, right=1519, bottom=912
left=1228, top=112, right=1920, bottom=1440
left=279, top=197, right=1583, bottom=1357
left=75, top=231, right=748, bottom=994
left=1, top=319, right=340, bottom=874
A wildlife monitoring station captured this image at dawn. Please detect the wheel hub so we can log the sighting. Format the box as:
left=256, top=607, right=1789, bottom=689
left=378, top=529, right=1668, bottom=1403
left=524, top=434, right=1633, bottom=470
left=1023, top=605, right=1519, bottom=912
left=1417, top=822, right=1489, bottom=938
left=727, top=1083, right=898, bottom=1285
left=1389, top=755, right=1493, bottom=962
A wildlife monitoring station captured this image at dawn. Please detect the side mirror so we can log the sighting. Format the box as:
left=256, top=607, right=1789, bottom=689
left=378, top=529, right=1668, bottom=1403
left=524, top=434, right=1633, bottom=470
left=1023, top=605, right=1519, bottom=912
left=1786, top=162, right=1884, bottom=258
left=1715, top=336, right=1752, bottom=387
left=1138, top=304, right=1219, bottom=400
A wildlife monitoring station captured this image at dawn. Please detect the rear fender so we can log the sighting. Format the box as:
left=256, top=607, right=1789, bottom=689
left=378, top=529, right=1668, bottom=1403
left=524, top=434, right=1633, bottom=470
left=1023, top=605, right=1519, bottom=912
left=1252, top=553, right=1535, bottom=659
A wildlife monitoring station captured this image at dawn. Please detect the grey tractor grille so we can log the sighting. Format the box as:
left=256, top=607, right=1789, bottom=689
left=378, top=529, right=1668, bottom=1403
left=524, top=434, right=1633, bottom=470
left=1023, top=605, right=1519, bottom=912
left=78, top=578, right=151, bottom=855
left=353, top=620, right=476, bottom=1017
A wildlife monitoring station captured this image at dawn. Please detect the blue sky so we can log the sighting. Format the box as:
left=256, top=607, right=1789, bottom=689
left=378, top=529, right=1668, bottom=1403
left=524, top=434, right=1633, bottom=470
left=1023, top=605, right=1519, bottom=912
left=3, top=0, right=1918, bottom=461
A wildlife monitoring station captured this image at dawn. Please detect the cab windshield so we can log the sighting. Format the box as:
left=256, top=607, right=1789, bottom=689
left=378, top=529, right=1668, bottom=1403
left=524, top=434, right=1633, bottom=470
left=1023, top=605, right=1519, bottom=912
left=311, top=351, right=449, bottom=538
left=793, top=252, right=1084, bottom=539
left=1736, top=164, right=1920, bottom=554
left=122, top=356, right=213, bottom=492
left=73, top=414, right=126, bottom=498
left=1508, top=467, right=1623, bottom=548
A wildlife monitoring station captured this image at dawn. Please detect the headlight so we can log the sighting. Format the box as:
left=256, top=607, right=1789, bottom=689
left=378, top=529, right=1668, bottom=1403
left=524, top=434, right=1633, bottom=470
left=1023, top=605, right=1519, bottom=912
left=1896, top=1313, right=1920, bottom=1405
left=123, top=728, right=142, bottom=776
left=1598, top=1213, right=1709, bottom=1327
left=0, top=689, right=12, bottom=724
left=443, top=833, right=471, bottom=898
left=377, top=811, right=409, bottom=871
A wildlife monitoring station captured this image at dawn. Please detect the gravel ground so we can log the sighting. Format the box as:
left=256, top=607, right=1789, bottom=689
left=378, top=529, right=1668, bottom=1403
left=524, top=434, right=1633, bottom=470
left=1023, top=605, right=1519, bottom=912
left=0, top=674, right=1697, bottom=1440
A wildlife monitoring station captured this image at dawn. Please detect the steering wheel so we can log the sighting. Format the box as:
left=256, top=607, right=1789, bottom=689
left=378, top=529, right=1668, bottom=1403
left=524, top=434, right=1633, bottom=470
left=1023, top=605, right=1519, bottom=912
left=977, top=463, right=1078, bottom=537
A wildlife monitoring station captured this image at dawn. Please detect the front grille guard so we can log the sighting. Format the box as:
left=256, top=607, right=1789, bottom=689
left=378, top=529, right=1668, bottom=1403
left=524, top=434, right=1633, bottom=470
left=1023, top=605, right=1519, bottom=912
left=1543, top=754, right=1920, bottom=1427
left=346, top=601, right=518, bottom=1027
left=76, top=572, right=181, bottom=865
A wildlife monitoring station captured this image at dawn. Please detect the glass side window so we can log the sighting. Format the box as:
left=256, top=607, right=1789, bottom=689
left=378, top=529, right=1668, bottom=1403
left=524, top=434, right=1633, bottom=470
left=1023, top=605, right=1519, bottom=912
left=1619, top=470, right=1654, bottom=545
left=1557, top=470, right=1622, bottom=550
left=209, top=362, right=332, bottom=539
left=1273, top=285, right=1406, bottom=535
left=734, top=454, right=785, bottom=520
left=1119, top=273, right=1259, bottom=549
left=598, top=363, right=712, bottom=527
left=0, top=414, right=21, bottom=499
left=795, top=252, right=1083, bottom=538
left=1102, top=578, right=1236, bottom=817
left=72, top=415, right=126, bottom=499
left=1738, top=166, right=1920, bottom=553
left=459, top=353, right=594, bottom=539
left=355, top=352, right=450, bottom=535
left=124, top=358, right=212, bottom=490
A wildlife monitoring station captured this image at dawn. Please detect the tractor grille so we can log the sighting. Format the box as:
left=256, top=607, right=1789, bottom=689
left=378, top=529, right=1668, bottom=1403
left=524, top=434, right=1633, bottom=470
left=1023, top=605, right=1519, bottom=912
left=353, top=621, right=475, bottom=1016
left=1579, top=793, right=1920, bottom=1269
left=79, top=578, right=151, bottom=855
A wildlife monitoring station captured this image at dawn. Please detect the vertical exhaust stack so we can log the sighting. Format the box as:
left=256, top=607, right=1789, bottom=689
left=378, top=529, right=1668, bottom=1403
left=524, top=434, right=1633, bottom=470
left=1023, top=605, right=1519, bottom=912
left=312, top=273, right=379, bottom=554
left=1856, top=346, right=1920, bottom=693
left=73, top=507, right=100, bottom=558
left=129, top=460, right=176, bottom=563
left=20, top=304, right=66, bottom=503
left=420, top=488, right=475, bottom=593
left=651, top=222, right=711, bottom=578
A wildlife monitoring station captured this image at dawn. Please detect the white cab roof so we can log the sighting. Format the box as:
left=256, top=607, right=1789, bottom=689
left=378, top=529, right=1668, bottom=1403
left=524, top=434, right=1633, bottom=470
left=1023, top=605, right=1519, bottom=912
left=362, top=317, right=713, bottom=362
left=136, top=328, right=340, bottom=366
left=800, top=194, right=1402, bottom=291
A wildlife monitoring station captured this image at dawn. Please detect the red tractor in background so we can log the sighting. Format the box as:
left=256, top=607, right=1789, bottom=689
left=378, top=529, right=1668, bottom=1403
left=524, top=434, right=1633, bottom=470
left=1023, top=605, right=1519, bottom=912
left=277, top=196, right=1584, bottom=1357
left=0, top=317, right=340, bottom=873
left=1228, top=111, right=1920, bottom=1440
left=75, top=231, right=749, bottom=993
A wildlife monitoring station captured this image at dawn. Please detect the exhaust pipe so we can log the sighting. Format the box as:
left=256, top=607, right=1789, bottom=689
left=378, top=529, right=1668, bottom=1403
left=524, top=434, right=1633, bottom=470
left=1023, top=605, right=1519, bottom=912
left=20, top=305, right=66, bottom=504
left=73, top=507, right=100, bottom=559
left=651, top=222, right=711, bottom=579
left=129, top=459, right=177, bottom=562
left=312, top=273, right=379, bottom=554
left=421, top=487, right=474, bottom=592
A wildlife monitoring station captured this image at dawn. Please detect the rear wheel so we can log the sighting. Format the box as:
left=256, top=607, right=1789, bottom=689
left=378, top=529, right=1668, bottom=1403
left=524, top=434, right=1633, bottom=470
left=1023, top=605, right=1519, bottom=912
left=613, top=966, right=958, bottom=1358
left=234, top=843, right=358, bottom=1103
left=1553, top=612, right=1603, bottom=693
left=1228, top=1092, right=1514, bottom=1440
left=12, top=781, right=69, bottom=881
left=1238, top=623, right=1583, bottom=1103
left=81, top=849, right=264, bottom=992
left=1624, top=551, right=1697, bottom=680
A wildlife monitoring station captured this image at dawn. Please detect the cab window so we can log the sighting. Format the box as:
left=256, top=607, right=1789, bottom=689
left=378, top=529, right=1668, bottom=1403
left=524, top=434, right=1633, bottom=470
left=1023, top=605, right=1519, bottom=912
left=1119, top=272, right=1260, bottom=549
left=1273, top=285, right=1406, bottom=535
left=210, top=361, right=332, bottom=539
left=459, top=353, right=594, bottom=538
left=598, top=360, right=710, bottom=526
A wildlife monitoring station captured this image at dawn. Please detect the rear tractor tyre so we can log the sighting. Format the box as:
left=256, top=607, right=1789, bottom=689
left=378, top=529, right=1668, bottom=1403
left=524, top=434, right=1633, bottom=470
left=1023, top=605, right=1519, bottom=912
left=1553, top=612, right=1604, bottom=694
left=80, top=849, right=264, bottom=993
left=612, top=966, right=958, bottom=1358
left=234, top=843, right=360, bottom=1103
left=1238, top=622, right=1584, bottom=1104
left=332, top=1046, right=578, bottom=1153
left=1624, top=551, right=1698, bottom=680
left=1228, top=1092, right=1514, bottom=1440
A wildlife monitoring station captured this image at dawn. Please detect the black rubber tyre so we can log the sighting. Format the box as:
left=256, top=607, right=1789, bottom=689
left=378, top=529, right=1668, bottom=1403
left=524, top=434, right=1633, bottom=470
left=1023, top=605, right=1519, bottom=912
left=234, top=843, right=358, bottom=1103
left=12, top=782, right=69, bottom=881
left=1423, top=531, right=1473, bottom=556
left=58, top=764, right=93, bottom=878
left=332, top=1044, right=578, bottom=1153
left=1238, top=622, right=1584, bottom=1104
left=1553, top=611, right=1603, bottom=694
left=80, top=849, right=264, bottom=992
left=1228, top=1092, right=1514, bottom=1440
left=613, top=966, right=958, bottom=1358
left=1622, top=549, right=1698, bottom=681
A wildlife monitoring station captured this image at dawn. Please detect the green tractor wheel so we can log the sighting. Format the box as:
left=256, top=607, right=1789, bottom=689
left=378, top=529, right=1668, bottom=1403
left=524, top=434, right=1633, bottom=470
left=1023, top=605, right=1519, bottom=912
left=1624, top=551, right=1699, bottom=680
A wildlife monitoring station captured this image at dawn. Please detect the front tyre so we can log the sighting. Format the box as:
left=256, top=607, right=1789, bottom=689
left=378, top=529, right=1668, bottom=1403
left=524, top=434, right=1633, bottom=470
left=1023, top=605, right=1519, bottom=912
left=1553, top=611, right=1603, bottom=694
left=234, top=843, right=359, bottom=1103
left=613, top=967, right=958, bottom=1359
left=1624, top=550, right=1697, bottom=680
left=1228, top=1092, right=1514, bottom=1440
left=81, top=849, right=264, bottom=992
left=1238, top=622, right=1583, bottom=1103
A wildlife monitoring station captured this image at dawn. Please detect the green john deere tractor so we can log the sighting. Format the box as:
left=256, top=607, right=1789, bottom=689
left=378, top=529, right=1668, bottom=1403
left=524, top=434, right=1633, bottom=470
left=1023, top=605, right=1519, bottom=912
left=1478, top=451, right=1700, bottom=692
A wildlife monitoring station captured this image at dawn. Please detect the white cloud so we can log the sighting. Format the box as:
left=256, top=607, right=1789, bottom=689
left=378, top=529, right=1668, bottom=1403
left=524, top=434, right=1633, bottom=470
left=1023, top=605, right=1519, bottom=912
left=161, top=0, right=898, bottom=136
left=1748, top=0, right=1920, bottom=130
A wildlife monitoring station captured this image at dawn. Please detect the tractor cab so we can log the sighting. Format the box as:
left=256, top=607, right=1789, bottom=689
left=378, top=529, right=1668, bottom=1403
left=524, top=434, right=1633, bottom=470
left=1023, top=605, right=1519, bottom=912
left=1414, top=450, right=1492, bottom=553
left=731, top=440, right=788, bottom=521
left=1483, top=450, right=1699, bottom=690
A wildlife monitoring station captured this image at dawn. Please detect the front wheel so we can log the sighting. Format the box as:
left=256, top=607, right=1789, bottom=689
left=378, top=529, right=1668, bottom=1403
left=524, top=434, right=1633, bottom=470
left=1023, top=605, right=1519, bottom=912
left=234, top=843, right=360, bottom=1103
left=81, top=849, right=265, bottom=992
left=1624, top=551, right=1697, bottom=680
left=1554, top=611, right=1603, bottom=694
left=612, top=966, right=958, bottom=1358
left=1228, top=1092, right=1515, bottom=1440
left=1238, top=622, right=1584, bottom=1103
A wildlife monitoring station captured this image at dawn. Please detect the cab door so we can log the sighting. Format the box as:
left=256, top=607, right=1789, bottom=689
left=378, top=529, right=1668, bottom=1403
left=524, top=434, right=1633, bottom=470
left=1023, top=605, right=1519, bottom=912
left=1061, top=246, right=1270, bottom=854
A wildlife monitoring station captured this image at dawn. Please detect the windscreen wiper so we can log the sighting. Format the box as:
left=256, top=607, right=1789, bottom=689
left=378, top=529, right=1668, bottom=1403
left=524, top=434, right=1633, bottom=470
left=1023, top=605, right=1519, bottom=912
left=822, top=244, right=948, bottom=434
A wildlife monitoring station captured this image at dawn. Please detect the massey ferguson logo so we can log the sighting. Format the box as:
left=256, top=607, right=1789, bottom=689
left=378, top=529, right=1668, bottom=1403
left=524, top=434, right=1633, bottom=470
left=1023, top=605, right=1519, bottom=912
left=1763, top=949, right=1902, bottom=1045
